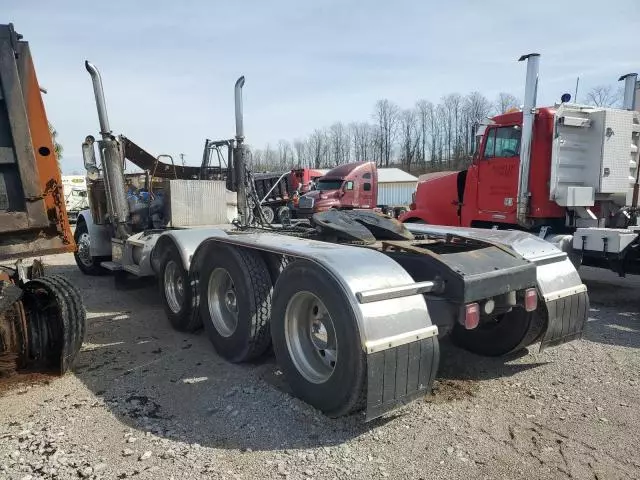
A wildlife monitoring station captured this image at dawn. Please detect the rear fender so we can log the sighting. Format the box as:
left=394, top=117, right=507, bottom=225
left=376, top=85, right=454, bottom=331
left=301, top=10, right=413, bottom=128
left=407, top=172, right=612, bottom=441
left=189, top=232, right=440, bottom=421
left=405, top=224, right=589, bottom=349
left=76, top=210, right=111, bottom=257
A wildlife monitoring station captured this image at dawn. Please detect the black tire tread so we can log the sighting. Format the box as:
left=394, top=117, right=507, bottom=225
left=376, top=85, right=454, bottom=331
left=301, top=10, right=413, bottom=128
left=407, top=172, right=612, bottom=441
left=159, top=245, right=201, bottom=332
left=236, top=248, right=273, bottom=360
left=22, top=275, right=85, bottom=373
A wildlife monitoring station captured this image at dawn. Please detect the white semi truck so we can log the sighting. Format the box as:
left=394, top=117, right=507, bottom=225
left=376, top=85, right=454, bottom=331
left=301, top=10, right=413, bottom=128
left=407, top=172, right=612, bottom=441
left=74, top=61, right=588, bottom=421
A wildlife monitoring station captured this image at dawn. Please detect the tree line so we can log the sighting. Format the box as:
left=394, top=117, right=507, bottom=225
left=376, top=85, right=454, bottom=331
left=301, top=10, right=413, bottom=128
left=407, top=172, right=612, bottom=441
left=246, top=82, right=625, bottom=174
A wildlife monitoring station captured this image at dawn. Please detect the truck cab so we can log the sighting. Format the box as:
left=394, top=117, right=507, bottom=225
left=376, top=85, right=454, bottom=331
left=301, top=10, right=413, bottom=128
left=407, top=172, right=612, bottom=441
left=403, top=109, right=564, bottom=229
left=297, top=161, right=378, bottom=215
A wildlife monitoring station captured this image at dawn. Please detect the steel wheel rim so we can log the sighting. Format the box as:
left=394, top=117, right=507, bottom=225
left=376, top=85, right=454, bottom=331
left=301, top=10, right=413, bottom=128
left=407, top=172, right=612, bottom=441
left=284, top=291, right=337, bottom=384
left=207, top=268, right=238, bottom=337
left=77, top=232, right=93, bottom=267
left=262, top=207, right=275, bottom=223
left=164, top=260, right=185, bottom=314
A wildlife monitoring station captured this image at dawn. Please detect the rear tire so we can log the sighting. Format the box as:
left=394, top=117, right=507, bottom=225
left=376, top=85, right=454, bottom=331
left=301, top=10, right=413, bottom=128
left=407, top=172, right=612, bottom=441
left=452, top=308, right=544, bottom=356
left=21, top=274, right=86, bottom=374
left=270, top=259, right=366, bottom=417
left=159, top=245, right=199, bottom=332
left=199, top=245, right=273, bottom=362
left=74, top=221, right=109, bottom=276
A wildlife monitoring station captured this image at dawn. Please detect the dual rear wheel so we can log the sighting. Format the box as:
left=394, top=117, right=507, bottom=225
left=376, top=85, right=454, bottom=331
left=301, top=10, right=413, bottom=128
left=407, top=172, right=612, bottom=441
left=158, top=242, right=365, bottom=417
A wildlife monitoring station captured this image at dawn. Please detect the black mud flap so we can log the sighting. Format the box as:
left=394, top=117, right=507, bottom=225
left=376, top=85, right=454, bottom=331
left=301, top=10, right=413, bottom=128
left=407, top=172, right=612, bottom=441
left=365, top=336, right=440, bottom=421
left=539, top=290, right=589, bottom=352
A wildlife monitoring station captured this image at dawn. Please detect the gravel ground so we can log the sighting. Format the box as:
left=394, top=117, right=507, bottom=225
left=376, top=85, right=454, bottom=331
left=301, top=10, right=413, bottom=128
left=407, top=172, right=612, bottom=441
left=0, top=257, right=638, bottom=480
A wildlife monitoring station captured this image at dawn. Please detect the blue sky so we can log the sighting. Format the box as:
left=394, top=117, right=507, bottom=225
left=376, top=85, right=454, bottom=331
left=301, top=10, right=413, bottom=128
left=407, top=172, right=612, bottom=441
left=5, top=0, right=638, bottom=173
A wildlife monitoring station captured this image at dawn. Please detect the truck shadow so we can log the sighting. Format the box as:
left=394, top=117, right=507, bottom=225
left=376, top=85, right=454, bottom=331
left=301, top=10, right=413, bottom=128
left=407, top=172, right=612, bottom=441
left=581, top=276, right=640, bottom=349
left=44, top=262, right=570, bottom=451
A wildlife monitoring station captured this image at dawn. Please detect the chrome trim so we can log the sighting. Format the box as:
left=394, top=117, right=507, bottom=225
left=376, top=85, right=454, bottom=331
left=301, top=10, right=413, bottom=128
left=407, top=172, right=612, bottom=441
left=356, top=280, right=439, bottom=304
left=542, top=284, right=588, bottom=302
left=365, top=325, right=439, bottom=354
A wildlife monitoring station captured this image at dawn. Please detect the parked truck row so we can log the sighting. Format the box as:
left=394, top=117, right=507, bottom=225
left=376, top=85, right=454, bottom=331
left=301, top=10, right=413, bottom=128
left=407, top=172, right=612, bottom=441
left=74, top=56, right=588, bottom=420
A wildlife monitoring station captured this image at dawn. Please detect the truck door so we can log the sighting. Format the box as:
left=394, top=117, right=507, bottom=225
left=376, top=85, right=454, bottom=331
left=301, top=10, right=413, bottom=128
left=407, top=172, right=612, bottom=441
left=477, top=125, right=521, bottom=217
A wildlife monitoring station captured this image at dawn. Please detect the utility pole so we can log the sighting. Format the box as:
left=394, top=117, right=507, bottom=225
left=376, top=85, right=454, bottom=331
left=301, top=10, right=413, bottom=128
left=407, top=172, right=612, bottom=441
left=179, top=153, right=185, bottom=167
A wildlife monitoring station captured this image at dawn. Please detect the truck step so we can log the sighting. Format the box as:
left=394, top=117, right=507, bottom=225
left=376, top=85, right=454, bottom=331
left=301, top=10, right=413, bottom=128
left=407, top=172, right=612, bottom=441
left=100, top=261, right=123, bottom=271
left=123, top=264, right=142, bottom=276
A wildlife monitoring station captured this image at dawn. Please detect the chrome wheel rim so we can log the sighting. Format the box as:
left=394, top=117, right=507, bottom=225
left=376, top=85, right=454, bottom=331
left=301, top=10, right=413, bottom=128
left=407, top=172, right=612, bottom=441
left=164, top=260, right=185, bottom=314
left=207, top=268, right=238, bottom=337
left=284, top=291, right=337, bottom=384
left=77, top=232, right=93, bottom=267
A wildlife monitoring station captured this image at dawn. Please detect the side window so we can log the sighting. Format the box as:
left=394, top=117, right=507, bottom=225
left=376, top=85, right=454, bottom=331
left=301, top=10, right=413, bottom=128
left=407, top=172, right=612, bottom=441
left=483, top=129, right=496, bottom=159
left=363, top=172, right=371, bottom=179
left=494, top=127, right=521, bottom=157
left=363, top=182, right=371, bottom=192
left=345, top=181, right=354, bottom=191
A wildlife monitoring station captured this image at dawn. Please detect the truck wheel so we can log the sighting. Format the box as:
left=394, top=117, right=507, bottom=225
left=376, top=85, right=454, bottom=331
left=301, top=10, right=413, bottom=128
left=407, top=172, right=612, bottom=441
left=261, top=206, right=275, bottom=224
left=199, top=245, right=272, bottom=362
left=452, top=308, right=544, bottom=357
left=159, top=245, right=199, bottom=332
left=21, top=274, right=86, bottom=374
left=277, top=206, right=291, bottom=223
left=74, top=221, right=108, bottom=275
left=270, top=259, right=366, bottom=417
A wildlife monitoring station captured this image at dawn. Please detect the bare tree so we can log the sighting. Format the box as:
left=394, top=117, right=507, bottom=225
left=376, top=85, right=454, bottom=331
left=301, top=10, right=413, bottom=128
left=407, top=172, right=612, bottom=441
left=585, top=85, right=621, bottom=107
left=328, top=122, right=351, bottom=166
left=463, top=91, right=493, bottom=156
left=373, top=99, right=399, bottom=167
left=495, top=92, right=520, bottom=114
left=399, top=109, right=420, bottom=171
left=415, top=100, right=433, bottom=164
left=308, top=129, right=328, bottom=169
left=293, top=139, right=306, bottom=167
left=350, top=122, right=374, bottom=162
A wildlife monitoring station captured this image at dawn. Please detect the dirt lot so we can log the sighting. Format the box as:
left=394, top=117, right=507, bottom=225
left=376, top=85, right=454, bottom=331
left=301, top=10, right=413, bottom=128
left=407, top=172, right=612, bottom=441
left=1, top=257, right=639, bottom=480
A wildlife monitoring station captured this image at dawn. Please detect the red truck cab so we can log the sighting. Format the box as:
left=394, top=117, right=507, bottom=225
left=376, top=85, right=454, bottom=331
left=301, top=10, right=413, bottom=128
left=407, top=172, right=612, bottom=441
left=400, top=108, right=564, bottom=228
left=297, top=162, right=378, bottom=215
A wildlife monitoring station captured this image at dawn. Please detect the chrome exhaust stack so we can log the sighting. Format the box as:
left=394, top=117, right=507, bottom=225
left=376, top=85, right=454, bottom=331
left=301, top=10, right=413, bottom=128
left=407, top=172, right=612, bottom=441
left=516, top=53, right=540, bottom=228
left=618, top=73, right=638, bottom=111
left=233, top=76, right=248, bottom=226
left=85, top=61, right=130, bottom=238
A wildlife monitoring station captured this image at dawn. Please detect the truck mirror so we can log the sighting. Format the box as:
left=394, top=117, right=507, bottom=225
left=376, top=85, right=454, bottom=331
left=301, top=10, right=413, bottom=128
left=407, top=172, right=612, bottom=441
left=82, top=135, right=97, bottom=170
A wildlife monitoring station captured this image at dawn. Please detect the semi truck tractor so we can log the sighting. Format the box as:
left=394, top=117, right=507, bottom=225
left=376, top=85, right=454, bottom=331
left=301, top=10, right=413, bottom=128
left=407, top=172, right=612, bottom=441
left=75, top=59, right=588, bottom=420
left=401, top=53, right=640, bottom=277
left=0, top=24, right=85, bottom=377
left=296, top=161, right=410, bottom=218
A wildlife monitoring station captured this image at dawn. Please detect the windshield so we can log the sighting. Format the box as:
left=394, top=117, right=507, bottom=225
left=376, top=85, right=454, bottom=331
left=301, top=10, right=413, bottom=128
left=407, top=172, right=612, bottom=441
left=316, top=180, right=343, bottom=191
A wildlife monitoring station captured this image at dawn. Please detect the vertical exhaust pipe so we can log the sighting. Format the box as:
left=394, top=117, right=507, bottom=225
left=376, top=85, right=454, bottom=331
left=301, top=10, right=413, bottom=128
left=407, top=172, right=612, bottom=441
left=85, top=61, right=111, bottom=135
left=235, top=76, right=245, bottom=143
left=234, top=76, right=248, bottom=225
left=618, top=73, right=638, bottom=111
left=85, top=61, right=130, bottom=238
left=516, top=53, right=540, bottom=227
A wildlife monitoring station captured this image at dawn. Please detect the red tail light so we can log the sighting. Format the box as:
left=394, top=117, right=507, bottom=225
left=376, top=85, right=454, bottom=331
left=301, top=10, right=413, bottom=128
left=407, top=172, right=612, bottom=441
left=524, top=288, right=538, bottom=312
left=464, top=303, right=480, bottom=330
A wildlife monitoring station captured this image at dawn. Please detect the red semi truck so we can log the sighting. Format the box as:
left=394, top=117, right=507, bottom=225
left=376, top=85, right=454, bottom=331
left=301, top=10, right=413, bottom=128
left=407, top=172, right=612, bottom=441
left=296, top=161, right=409, bottom=218
left=400, top=53, right=640, bottom=276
